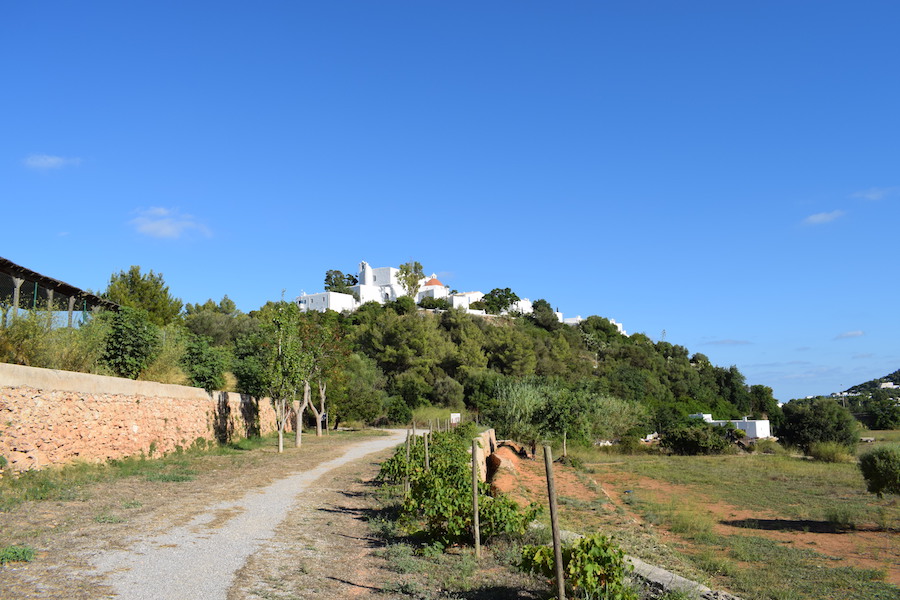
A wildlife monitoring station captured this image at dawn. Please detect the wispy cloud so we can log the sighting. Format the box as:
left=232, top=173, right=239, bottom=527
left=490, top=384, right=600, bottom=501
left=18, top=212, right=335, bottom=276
left=130, top=207, right=211, bottom=239
left=850, top=186, right=898, bottom=201
left=23, top=154, right=82, bottom=170
left=835, top=330, right=864, bottom=340
left=703, top=339, right=752, bottom=346
left=852, top=353, right=874, bottom=359
left=803, top=210, right=845, bottom=225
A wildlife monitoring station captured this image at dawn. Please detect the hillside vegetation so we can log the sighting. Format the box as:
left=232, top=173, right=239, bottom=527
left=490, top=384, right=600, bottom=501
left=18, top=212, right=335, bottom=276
left=1, top=265, right=783, bottom=447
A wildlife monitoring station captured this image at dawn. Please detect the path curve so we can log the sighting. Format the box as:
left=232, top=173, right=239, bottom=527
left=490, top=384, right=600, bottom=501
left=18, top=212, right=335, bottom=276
left=92, top=430, right=406, bottom=599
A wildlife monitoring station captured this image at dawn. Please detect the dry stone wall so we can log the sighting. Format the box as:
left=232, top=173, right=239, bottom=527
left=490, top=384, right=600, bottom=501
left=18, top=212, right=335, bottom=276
left=0, top=363, right=278, bottom=471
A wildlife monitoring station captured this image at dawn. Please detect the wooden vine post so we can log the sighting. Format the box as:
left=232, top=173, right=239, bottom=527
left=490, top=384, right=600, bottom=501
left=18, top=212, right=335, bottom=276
left=543, top=444, right=566, bottom=600
left=404, top=429, right=411, bottom=495
left=424, top=431, right=430, bottom=471
left=471, top=438, right=481, bottom=559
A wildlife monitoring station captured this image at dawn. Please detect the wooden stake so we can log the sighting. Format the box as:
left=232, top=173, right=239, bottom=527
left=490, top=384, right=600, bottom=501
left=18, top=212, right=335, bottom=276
left=404, top=429, right=411, bottom=495
left=424, top=432, right=430, bottom=471
left=471, top=438, right=481, bottom=559
left=544, top=445, right=566, bottom=600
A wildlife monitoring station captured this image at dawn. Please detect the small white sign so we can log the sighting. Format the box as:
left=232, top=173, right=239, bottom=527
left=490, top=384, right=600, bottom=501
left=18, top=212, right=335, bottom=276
left=450, top=413, right=461, bottom=424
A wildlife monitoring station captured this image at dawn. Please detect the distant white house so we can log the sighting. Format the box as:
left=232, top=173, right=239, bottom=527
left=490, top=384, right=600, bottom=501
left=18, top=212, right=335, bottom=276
left=689, top=413, right=772, bottom=439
left=880, top=382, right=898, bottom=389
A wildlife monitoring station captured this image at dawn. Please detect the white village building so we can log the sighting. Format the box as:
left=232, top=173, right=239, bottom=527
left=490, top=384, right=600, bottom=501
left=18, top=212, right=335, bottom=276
left=689, top=413, right=772, bottom=439
left=297, top=261, right=488, bottom=314
left=296, top=260, right=627, bottom=333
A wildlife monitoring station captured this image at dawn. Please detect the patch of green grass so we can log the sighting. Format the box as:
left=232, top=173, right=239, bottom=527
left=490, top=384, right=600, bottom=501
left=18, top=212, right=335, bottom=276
left=376, top=543, right=423, bottom=574
left=94, top=512, right=126, bottom=524
left=587, top=452, right=899, bottom=527
left=144, top=469, right=196, bottom=482
left=121, top=500, right=142, bottom=509
left=693, top=548, right=736, bottom=577
left=0, top=545, right=35, bottom=564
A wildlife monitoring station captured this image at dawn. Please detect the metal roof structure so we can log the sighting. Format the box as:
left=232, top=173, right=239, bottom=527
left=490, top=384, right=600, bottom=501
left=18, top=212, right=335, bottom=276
left=0, top=256, right=119, bottom=320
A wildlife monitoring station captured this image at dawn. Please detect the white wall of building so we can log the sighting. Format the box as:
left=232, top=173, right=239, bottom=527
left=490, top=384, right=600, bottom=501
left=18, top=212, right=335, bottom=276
left=688, top=413, right=772, bottom=439
left=294, top=261, right=628, bottom=334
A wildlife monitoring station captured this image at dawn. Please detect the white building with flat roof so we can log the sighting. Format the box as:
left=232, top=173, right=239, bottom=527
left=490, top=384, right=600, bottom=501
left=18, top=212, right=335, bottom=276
left=295, top=261, right=627, bottom=334
left=689, top=413, right=772, bottom=439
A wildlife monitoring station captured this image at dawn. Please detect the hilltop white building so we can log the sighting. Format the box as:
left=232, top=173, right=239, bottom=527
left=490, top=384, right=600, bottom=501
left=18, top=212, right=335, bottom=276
left=298, top=261, right=475, bottom=313
left=296, top=261, right=627, bottom=333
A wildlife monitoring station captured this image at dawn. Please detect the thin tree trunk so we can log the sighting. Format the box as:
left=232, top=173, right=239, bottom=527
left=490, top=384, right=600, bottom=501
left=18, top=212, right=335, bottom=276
left=307, top=381, right=322, bottom=437
left=317, top=380, right=327, bottom=436
left=277, top=398, right=286, bottom=453
left=295, top=383, right=310, bottom=448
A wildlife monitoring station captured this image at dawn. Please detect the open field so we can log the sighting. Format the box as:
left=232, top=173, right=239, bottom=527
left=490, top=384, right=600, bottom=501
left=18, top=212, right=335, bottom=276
left=499, top=444, right=900, bottom=600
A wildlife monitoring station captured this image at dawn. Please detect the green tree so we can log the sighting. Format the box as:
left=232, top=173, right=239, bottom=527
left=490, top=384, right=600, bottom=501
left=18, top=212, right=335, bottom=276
left=184, top=295, right=256, bottom=347
left=101, top=307, right=160, bottom=379
left=865, top=390, right=900, bottom=430
left=397, top=261, right=424, bottom=298
left=482, top=288, right=520, bottom=315
left=528, top=298, right=560, bottom=331
left=748, top=384, right=784, bottom=429
left=327, top=353, right=388, bottom=428
left=323, top=270, right=358, bottom=295
left=256, top=301, right=312, bottom=452
left=104, top=266, right=183, bottom=326
left=181, top=334, right=230, bottom=392
left=778, top=397, right=860, bottom=453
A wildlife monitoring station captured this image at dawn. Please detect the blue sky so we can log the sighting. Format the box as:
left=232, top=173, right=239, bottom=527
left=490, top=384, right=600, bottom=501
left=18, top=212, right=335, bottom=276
left=3, top=2, right=898, bottom=402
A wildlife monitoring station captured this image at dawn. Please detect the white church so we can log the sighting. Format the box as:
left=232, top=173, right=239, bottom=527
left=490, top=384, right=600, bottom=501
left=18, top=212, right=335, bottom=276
left=296, top=260, right=626, bottom=333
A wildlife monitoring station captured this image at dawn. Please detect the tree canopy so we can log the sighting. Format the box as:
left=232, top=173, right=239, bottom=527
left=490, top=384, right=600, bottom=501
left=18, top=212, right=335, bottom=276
left=397, top=261, right=424, bottom=298
left=104, top=266, right=183, bottom=326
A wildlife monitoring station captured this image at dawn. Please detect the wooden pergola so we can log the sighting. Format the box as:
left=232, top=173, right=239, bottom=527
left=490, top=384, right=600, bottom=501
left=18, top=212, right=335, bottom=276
left=0, top=256, right=118, bottom=327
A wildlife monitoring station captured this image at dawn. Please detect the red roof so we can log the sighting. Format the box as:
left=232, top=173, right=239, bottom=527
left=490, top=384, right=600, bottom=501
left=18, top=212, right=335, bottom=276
left=424, top=277, right=444, bottom=287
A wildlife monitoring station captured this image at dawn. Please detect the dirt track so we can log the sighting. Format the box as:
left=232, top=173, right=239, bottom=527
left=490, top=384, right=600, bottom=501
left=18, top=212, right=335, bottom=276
left=0, top=431, right=408, bottom=599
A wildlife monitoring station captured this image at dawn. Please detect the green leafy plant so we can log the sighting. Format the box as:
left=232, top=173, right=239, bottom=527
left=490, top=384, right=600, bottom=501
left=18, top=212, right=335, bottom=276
left=859, top=445, right=900, bottom=498
left=521, top=533, right=637, bottom=600
left=661, top=420, right=732, bottom=455
left=377, top=425, right=539, bottom=546
left=101, top=307, right=161, bottom=379
left=0, top=545, right=35, bottom=564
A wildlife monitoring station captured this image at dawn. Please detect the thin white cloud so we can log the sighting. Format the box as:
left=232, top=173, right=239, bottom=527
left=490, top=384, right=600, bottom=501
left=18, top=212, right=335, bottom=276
left=852, top=353, right=874, bottom=360
left=130, top=207, right=211, bottom=239
left=802, top=210, right=845, bottom=225
left=703, top=339, right=752, bottom=346
left=835, top=330, right=864, bottom=340
left=23, top=154, right=82, bottom=170
left=850, top=187, right=898, bottom=201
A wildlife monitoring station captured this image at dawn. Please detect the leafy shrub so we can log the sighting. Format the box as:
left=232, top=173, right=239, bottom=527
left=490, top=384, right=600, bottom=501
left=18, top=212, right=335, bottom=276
left=101, top=307, right=160, bottom=379
left=0, top=545, right=35, bottom=564
left=751, top=439, right=787, bottom=455
left=778, top=397, right=859, bottom=453
left=418, top=296, right=451, bottom=310
left=521, top=533, right=637, bottom=600
left=661, top=420, right=732, bottom=455
left=181, top=334, right=230, bottom=392
left=808, top=441, right=854, bottom=463
left=859, top=445, right=900, bottom=498
left=377, top=425, right=539, bottom=546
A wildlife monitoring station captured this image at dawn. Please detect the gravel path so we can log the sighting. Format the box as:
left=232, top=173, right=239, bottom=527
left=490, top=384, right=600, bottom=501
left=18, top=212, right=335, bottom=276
left=91, top=431, right=406, bottom=599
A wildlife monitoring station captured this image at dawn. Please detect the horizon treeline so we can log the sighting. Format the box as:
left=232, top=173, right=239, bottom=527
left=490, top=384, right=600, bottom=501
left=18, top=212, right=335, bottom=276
left=0, top=265, right=784, bottom=441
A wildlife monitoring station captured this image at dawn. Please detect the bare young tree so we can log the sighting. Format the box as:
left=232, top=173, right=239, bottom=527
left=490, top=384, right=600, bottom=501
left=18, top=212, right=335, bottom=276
left=397, top=261, right=424, bottom=299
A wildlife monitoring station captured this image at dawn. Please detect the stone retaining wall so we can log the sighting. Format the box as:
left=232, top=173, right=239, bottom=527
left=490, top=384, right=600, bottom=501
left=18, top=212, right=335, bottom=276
left=0, top=363, right=278, bottom=471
